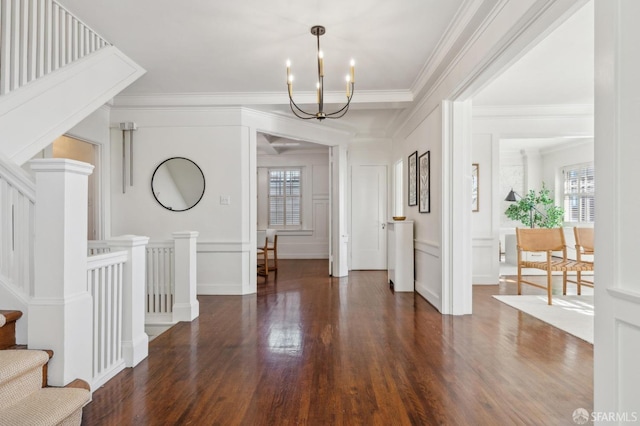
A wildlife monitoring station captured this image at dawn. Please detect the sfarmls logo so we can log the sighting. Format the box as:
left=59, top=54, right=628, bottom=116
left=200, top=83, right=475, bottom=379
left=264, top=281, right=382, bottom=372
left=573, top=408, right=638, bottom=424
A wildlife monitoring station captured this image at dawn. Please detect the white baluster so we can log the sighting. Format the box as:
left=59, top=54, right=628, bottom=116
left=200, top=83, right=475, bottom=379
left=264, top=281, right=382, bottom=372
left=65, top=12, right=71, bottom=64
left=19, top=0, right=29, bottom=86
left=116, top=262, right=123, bottom=361
left=44, top=0, right=51, bottom=73
left=51, top=1, right=59, bottom=69
left=36, top=0, right=45, bottom=77
left=10, top=0, right=20, bottom=91
left=1, top=0, right=12, bottom=94
left=28, top=0, right=37, bottom=82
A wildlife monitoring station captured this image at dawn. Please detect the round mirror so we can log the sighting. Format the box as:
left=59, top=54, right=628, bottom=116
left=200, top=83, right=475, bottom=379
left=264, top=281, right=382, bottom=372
left=151, top=157, right=205, bottom=211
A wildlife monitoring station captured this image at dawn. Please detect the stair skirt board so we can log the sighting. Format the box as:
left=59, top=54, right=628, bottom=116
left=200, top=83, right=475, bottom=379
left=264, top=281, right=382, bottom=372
left=92, top=359, right=126, bottom=390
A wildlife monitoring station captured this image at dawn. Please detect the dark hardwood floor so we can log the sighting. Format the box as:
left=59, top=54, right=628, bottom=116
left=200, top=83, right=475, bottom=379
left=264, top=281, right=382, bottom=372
left=82, top=260, right=593, bottom=425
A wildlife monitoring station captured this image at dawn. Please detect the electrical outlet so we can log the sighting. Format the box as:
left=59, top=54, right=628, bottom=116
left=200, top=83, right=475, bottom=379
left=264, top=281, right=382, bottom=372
left=220, top=195, right=231, bottom=205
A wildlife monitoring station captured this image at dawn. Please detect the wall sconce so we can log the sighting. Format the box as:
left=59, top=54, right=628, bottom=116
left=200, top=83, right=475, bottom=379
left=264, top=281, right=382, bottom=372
left=119, top=122, right=137, bottom=193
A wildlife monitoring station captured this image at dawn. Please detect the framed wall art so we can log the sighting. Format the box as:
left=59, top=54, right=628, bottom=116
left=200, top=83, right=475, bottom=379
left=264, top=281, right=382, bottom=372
left=408, top=151, right=418, bottom=206
left=419, top=151, right=430, bottom=213
left=472, top=163, right=479, bottom=212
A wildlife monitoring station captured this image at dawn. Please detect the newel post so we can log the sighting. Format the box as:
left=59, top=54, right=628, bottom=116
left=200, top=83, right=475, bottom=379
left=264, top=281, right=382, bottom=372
left=29, top=159, right=94, bottom=387
left=172, top=231, right=199, bottom=322
left=107, top=235, right=149, bottom=367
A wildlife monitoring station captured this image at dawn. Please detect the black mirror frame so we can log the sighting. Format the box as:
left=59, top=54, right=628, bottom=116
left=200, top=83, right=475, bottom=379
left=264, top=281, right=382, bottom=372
left=150, top=157, right=205, bottom=212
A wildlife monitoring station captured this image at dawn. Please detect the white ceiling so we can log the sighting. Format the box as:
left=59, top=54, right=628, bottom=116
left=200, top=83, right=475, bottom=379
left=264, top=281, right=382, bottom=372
left=59, top=0, right=464, bottom=96
left=58, top=0, right=593, bottom=143
left=474, top=0, right=593, bottom=106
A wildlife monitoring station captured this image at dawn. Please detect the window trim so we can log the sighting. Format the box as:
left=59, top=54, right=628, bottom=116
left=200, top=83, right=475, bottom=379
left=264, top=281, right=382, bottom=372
left=562, top=161, right=595, bottom=224
left=267, top=167, right=303, bottom=230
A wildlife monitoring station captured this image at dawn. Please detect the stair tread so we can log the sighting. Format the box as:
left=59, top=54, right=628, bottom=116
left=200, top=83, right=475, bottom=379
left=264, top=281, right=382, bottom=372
left=0, top=387, right=90, bottom=426
left=0, top=310, right=23, bottom=327
left=0, top=350, right=49, bottom=385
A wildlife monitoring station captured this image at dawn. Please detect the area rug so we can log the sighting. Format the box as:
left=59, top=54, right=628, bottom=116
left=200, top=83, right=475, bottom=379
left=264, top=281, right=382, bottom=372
left=493, top=294, right=594, bottom=344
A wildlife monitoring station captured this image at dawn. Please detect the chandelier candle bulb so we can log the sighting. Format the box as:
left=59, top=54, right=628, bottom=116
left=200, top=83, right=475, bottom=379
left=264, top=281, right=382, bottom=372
left=288, top=75, right=293, bottom=96
left=346, top=75, right=351, bottom=97
left=350, top=59, right=355, bottom=83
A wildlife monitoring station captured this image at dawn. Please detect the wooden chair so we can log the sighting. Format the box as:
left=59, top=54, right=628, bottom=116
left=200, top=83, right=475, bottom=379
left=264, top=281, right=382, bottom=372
left=263, top=229, right=278, bottom=272
left=565, top=227, right=594, bottom=294
left=257, top=229, right=278, bottom=276
left=257, top=246, right=268, bottom=277
left=516, top=227, right=593, bottom=305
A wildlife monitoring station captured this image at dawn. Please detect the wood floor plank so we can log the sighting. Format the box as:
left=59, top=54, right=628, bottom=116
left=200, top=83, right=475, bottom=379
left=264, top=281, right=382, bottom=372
left=82, top=260, right=593, bottom=425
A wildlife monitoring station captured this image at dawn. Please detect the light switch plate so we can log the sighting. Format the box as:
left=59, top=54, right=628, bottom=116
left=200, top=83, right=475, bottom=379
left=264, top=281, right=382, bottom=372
left=220, top=195, right=231, bottom=205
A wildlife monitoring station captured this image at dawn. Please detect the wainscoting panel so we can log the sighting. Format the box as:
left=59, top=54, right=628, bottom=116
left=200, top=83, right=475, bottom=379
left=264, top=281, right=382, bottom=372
left=414, top=239, right=442, bottom=312
left=472, top=236, right=499, bottom=285
left=196, top=241, right=250, bottom=295
left=617, top=318, right=640, bottom=413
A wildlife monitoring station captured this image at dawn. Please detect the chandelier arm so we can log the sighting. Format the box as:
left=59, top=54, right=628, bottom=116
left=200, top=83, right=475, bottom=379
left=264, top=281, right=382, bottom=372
left=325, top=87, right=355, bottom=117
left=288, top=96, right=316, bottom=117
left=326, top=103, right=351, bottom=119
left=289, top=100, right=317, bottom=119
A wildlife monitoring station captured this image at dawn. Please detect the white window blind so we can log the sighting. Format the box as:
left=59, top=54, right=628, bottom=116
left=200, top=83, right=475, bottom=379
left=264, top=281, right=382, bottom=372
left=563, top=162, right=595, bottom=223
left=268, top=169, right=301, bottom=228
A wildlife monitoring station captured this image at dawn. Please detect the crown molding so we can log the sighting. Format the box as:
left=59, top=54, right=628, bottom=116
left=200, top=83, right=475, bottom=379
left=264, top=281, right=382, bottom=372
left=112, top=90, right=413, bottom=109
left=538, top=137, right=593, bottom=155
left=410, top=0, right=487, bottom=96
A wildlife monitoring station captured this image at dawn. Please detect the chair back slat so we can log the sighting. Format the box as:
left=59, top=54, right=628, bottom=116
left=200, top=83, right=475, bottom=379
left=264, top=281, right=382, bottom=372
left=574, top=227, right=594, bottom=252
left=516, top=228, right=566, bottom=252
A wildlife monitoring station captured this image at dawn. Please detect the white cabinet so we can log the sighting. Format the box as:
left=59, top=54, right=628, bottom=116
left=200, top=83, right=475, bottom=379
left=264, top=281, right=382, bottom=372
left=387, top=220, right=414, bottom=292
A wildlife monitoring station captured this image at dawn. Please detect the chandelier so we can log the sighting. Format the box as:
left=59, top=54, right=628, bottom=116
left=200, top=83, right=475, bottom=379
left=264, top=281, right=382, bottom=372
left=286, top=25, right=355, bottom=120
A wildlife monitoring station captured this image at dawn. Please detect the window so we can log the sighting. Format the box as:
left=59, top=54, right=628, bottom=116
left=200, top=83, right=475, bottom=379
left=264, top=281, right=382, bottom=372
left=268, top=168, right=301, bottom=228
left=563, top=162, right=594, bottom=223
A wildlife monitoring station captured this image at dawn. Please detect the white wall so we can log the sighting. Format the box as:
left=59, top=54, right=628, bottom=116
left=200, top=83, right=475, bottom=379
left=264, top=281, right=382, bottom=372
left=109, top=108, right=255, bottom=295
left=472, top=133, right=500, bottom=284
left=257, top=150, right=330, bottom=259
left=395, top=106, right=443, bottom=310
left=593, top=0, right=640, bottom=414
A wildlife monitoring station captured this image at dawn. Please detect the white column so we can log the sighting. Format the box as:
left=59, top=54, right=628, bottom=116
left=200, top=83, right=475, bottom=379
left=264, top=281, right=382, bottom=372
left=594, top=0, right=640, bottom=418
left=442, top=100, right=473, bottom=315
left=172, top=231, right=199, bottom=322
left=28, top=159, right=94, bottom=387
left=330, top=145, right=348, bottom=277
left=107, top=235, right=149, bottom=368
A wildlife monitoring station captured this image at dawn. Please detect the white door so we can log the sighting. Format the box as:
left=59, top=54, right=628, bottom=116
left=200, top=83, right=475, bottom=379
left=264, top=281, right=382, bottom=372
left=351, top=165, right=387, bottom=269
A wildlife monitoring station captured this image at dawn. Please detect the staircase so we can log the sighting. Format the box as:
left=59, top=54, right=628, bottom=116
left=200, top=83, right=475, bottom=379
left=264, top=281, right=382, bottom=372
left=0, top=311, right=90, bottom=426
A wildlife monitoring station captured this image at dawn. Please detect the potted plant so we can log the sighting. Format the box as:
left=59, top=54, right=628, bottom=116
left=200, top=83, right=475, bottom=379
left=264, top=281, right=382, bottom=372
left=505, top=183, right=564, bottom=228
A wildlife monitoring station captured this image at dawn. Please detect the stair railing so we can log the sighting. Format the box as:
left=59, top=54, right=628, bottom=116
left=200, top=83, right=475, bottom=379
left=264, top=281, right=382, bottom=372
left=0, top=0, right=111, bottom=96
left=146, top=241, right=175, bottom=319
left=88, top=231, right=199, bottom=330
left=86, top=249, right=127, bottom=388
left=0, top=153, right=34, bottom=300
